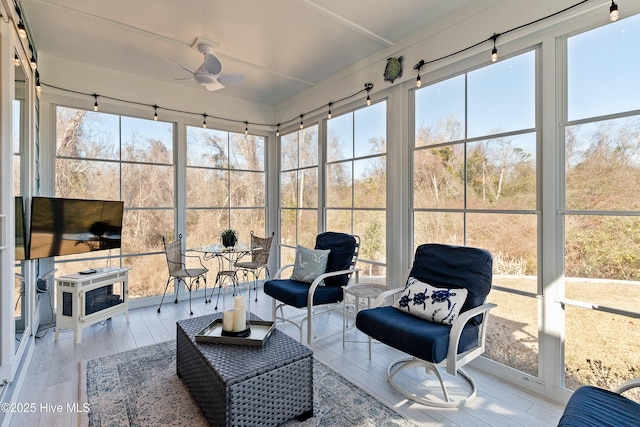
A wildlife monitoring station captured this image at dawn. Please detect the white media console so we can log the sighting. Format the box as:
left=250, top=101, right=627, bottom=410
left=55, top=267, right=130, bottom=344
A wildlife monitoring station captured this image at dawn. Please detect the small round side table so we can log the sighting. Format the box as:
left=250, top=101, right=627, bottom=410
left=342, top=282, right=387, bottom=359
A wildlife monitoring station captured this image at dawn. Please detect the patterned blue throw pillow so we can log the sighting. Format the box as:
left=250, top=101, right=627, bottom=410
left=394, top=277, right=468, bottom=325
left=291, top=245, right=331, bottom=283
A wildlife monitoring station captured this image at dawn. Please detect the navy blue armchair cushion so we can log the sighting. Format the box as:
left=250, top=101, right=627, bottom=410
left=558, top=385, right=640, bottom=427
left=410, top=244, right=492, bottom=325
left=315, top=232, right=357, bottom=287
left=356, top=306, right=480, bottom=363
left=263, top=279, right=343, bottom=308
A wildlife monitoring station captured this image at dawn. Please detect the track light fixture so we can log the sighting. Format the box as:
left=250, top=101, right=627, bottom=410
left=244, top=121, right=249, bottom=135
left=299, top=114, right=304, bottom=130
left=327, top=102, right=333, bottom=119
left=30, top=56, right=37, bottom=70
left=365, top=83, right=373, bottom=106
left=17, top=22, right=27, bottom=39
left=610, top=0, right=620, bottom=21
left=203, top=114, right=207, bottom=129
left=153, top=105, right=158, bottom=121
left=276, top=124, right=280, bottom=137
left=14, top=54, right=21, bottom=66
left=414, top=59, right=425, bottom=88
left=490, top=34, right=499, bottom=63
left=93, top=94, right=99, bottom=112
left=35, top=72, right=41, bottom=93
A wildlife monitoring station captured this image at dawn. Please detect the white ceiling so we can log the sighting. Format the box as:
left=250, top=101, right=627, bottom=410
left=19, top=0, right=597, bottom=108
left=19, top=0, right=497, bottom=106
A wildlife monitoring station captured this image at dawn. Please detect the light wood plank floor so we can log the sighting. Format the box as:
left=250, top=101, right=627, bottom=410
left=10, top=285, right=565, bottom=427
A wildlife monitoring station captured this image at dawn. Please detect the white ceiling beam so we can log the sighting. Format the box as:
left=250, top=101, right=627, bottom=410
left=292, top=0, right=395, bottom=47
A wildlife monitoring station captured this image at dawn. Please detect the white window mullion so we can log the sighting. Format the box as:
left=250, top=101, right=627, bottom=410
left=540, top=33, right=569, bottom=400
left=175, top=122, right=186, bottom=241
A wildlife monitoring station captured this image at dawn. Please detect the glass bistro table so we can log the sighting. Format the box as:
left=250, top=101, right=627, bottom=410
left=192, top=243, right=259, bottom=309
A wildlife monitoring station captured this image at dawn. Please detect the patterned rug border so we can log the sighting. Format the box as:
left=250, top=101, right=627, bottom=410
left=78, top=340, right=416, bottom=427
left=78, top=358, right=88, bottom=427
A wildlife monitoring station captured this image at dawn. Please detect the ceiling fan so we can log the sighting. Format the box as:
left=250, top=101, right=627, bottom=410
left=169, top=42, right=244, bottom=92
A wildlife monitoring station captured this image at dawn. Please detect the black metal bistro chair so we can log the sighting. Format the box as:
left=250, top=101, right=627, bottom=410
left=158, top=235, right=208, bottom=315
left=233, top=231, right=275, bottom=301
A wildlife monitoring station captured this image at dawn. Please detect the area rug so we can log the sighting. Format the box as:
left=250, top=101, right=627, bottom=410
left=78, top=340, right=415, bottom=427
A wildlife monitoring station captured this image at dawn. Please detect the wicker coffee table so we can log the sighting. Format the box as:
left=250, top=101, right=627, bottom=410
left=177, top=313, right=313, bottom=426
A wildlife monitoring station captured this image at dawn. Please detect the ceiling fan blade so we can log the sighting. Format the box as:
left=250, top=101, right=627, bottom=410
left=164, top=58, right=195, bottom=75
left=202, top=53, right=222, bottom=75
left=217, top=74, right=244, bottom=86
left=203, top=80, right=225, bottom=91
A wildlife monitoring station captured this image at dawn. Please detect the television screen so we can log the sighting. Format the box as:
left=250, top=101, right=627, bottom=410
left=15, top=196, right=27, bottom=260
left=29, top=197, right=124, bottom=259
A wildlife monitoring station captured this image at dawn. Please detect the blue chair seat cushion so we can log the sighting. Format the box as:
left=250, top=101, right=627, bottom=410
left=355, top=306, right=480, bottom=364
left=558, top=385, right=640, bottom=427
left=264, top=279, right=344, bottom=308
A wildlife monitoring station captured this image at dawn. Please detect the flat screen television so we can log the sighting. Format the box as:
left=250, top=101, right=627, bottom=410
left=29, top=197, right=124, bottom=259
left=15, top=196, right=28, bottom=260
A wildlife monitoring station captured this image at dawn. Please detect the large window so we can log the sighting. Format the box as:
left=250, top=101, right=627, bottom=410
left=185, top=127, right=266, bottom=278
left=413, top=51, right=538, bottom=376
left=55, top=107, right=174, bottom=298
left=279, top=125, right=319, bottom=265
left=326, top=102, right=387, bottom=277
left=563, top=14, right=640, bottom=391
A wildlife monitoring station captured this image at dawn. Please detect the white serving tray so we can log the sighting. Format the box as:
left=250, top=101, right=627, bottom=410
left=195, top=319, right=275, bottom=347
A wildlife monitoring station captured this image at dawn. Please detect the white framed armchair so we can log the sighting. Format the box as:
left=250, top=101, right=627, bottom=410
left=264, top=232, right=360, bottom=345
left=355, top=243, right=496, bottom=407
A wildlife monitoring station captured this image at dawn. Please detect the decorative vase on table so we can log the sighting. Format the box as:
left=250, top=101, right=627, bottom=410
left=221, top=229, right=238, bottom=248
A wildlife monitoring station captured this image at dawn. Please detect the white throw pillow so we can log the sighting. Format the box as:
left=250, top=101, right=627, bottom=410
left=291, top=245, right=331, bottom=284
left=394, top=277, right=468, bottom=325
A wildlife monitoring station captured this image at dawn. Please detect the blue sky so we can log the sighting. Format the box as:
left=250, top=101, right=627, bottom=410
left=415, top=51, right=535, bottom=139
left=568, top=12, right=640, bottom=121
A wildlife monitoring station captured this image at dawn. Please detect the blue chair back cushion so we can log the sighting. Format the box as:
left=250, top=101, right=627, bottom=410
left=315, top=232, right=357, bottom=287
left=355, top=306, right=480, bottom=364
left=410, top=243, right=492, bottom=325
left=263, top=279, right=344, bottom=309
left=558, top=385, right=640, bottom=427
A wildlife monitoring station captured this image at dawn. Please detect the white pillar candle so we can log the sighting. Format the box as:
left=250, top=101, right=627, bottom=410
left=222, top=311, right=234, bottom=332
left=234, top=295, right=245, bottom=309
left=232, top=308, right=246, bottom=332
